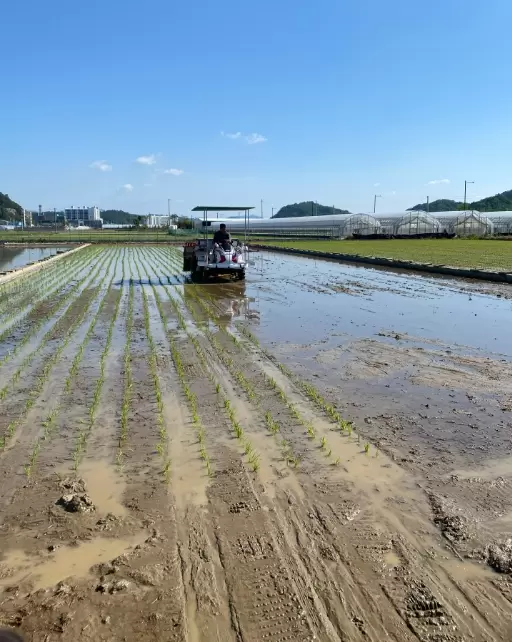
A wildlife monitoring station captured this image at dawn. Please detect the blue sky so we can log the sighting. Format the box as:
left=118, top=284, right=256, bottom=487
left=2, top=0, right=511, bottom=215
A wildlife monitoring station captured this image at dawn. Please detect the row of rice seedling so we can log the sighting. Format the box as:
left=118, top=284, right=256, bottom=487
left=0, top=247, right=100, bottom=331
left=65, top=253, right=121, bottom=392
left=236, top=322, right=373, bottom=455
left=132, top=253, right=171, bottom=480
left=142, top=253, right=259, bottom=476
left=150, top=284, right=213, bottom=477
left=140, top=251, right=264, bottom=472
left=0, top=248, right=114, bottom=395
left=0, top=250, right=116, bottom=450
left=116, top=273, right=135, bottom=467
left=0, top=249, right=93, bottom=314
left=25, top=253, right=122, bottom=476
left=0, top=248, right=103, bottom=367
left=72, top=282, right=124, bottom=470
left=181, top=290, right=344, bottom=467
left=142, top=250, right=261, bottom=408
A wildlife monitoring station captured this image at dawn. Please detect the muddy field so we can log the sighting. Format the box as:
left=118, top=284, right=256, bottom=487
left=1, top=245, right=512, bottom=642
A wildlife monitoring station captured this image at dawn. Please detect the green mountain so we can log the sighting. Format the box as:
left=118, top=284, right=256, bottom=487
left=273, top=201, right=350, bottom=218
left=408, top=199, right=460, bottom=212
left=101, top=209, right=138, bottom=224
left=0, top=192, right=23, bottom=222
left=409, top=189, right=512, bottom=213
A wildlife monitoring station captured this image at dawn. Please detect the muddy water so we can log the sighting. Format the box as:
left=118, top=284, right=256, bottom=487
left=0, top=247, right=71, bottom=272
left=80, top=460, right=127, bottom=516
left=190, top=251, right=511, bottom=357
left=0, top=534, right=146, bottom=590
left=244, top=252, right=512, bottom=357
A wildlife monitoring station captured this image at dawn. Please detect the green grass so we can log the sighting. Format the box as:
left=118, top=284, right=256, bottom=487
left=253, top=238, right=512, bottom=271
left=0, top=230, right=196, bottom=244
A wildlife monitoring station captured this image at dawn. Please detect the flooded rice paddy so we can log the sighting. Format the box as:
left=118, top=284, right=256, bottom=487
left=0, top=246, right=72, bottom=272
left=0, top=244, right=511, bottom=642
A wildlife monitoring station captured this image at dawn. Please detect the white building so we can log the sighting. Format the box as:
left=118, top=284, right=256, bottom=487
left=145, top=214, right=172, bottom=228
left=65, top=206, right=101, bottom=222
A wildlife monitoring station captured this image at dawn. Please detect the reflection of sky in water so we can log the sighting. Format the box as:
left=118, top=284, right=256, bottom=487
left=243, top=252, right=512, bottom=359
left=0, top=247, right=69, bottom=271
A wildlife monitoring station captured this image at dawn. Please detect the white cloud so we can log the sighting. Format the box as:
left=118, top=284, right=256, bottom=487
left=136, top=154, right=157, bottom=166
left=163, top=168, right=184, bottom=176
left=221, top=131, right=242, bottom=139
left=373, top=182, right=380, bottom=187
left=122, top=184, right=134, bottom=192
left=427, top=178, right=450, bottom=185
left=390, top=190, right=396, bottom=195
left=246, top=133, right=267, bottom=144
left=90, top=160, right=112, bottom=172
left=143, top=183, right=153, bottom=187
left=221, top=131, right=267, bottom=144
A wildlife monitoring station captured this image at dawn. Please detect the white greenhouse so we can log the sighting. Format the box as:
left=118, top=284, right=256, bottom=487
left=394, top=212, right=442, bottom=236
left=452, top=212, right=494, bottom=236
left=342, top=214, right=381, bottom=237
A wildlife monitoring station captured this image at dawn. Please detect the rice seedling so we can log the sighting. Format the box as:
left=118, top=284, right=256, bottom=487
left=2, top=252, right=117, bottom=450
left=0, top=249, right=112, bottom=399
left=117, top=277, right=135, bottom=465
left=248, top=451, right=260, bottom=472
left=364, top=443, right=370, bottom=455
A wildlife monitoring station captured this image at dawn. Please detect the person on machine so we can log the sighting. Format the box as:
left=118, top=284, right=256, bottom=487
left=213, top=223, right=231, bottom=263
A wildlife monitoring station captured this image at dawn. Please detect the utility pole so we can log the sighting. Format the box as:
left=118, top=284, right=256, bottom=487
left=464, top=180, right=474, bottom=212
left=260, top=199, right=263, bottom=219
left=373, top=194, right=381, bottom=214
left=426, top=196, right=430, bottom=215
left=272, top=206, right=275, bottom=218
left=54, top=208, right=57, bottom=233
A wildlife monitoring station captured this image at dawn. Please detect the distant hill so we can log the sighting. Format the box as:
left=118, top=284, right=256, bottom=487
left=409, top=189, right=512, bottom=213
left=101, top=209, right=137, bottom=224
left=273, top=201, right=350, bottom=218
left=471, top=189, right=512, bottom=212
left=0, top=192, right=23, bottom=222
left=408, top=199, right=460, bottom=212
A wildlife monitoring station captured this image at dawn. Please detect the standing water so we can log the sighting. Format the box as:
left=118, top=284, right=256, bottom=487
left=0, top=246, right=71, bottom=272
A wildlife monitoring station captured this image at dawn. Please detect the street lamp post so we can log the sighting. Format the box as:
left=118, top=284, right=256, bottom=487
left=373, top=194, right=382, bottom=214
left=463, top=180, right=474, bottom=212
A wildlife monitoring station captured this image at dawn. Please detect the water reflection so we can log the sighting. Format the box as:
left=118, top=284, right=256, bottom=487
left=0, top=247, right=69, bottom=272
left=184, top=281, right=259, bottom=326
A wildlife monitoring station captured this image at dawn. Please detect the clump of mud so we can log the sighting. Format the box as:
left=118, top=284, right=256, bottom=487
left=56, top=478, right=95, bottom=513
left=485, top=540, right=512, bottom=574
left=428, top=493, right=471, bottom=542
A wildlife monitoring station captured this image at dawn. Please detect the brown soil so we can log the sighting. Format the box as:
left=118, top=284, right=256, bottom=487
left=1, top=246, right=512, bottom=642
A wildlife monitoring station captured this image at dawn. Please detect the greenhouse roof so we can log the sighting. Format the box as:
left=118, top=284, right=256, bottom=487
left=192, top=206, right=255, bottom=212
